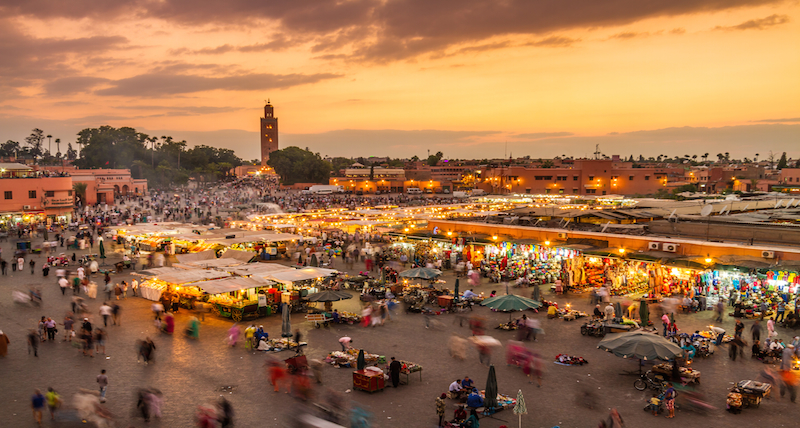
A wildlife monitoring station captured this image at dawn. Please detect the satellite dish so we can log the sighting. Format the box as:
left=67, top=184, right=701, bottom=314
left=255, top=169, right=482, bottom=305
left=719, top=205, right=729, bottom=215
left=775, top=200, right=782, bottom=209
left=700, top=205, right=713, bottom=217
left=787, top=198, right=795, bottom=208
left=668, top=209, right=677, bottom=219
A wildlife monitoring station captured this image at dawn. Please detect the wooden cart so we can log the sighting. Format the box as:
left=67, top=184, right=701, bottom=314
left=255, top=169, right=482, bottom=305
left=212, top=302, right=260, bottom=322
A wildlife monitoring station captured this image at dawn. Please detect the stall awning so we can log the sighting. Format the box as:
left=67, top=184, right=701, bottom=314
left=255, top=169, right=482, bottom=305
left=266, top=267, right=338, bottom=283
left=183, top=258, right=248, bottom=269
left=220, top=249, right=257, bottom=262
left=137, top=266, right=191, bottom=276
left=195, top=277, right=271, bottom=295
left=175, top=250, right=217, bottom=263
left=146, top=268, right=231, bottom=285
left=225, top=263, right=294, bottom=277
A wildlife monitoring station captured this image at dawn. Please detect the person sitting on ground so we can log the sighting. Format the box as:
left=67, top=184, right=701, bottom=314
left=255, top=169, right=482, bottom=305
left=593, top=305, right=603, bottom=320
left=681, top=341, right=696, bottom=361
left=752, top=340, right=765, bottom=359
left=464, top=408, right=480, bottom=428
left=449, top=379, right=465, bottom=399
left=332, top=309, right=340, bottom=324
left=461, top=376, right=474, bottom=390
left=466, top=389, right=484, bottom=409
left=770, top=339, right=785, bottom=352
left=452, top=405, right=468, bottom=424
left=489, top=290, right=497, bottom=298
left=462, top=290, right=478, bottom=300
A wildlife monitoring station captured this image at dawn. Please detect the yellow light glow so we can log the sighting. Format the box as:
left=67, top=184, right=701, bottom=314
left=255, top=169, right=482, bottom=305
left=618, top=248, right=625, bottom=254
left=544, top=241, right=550, bottom=245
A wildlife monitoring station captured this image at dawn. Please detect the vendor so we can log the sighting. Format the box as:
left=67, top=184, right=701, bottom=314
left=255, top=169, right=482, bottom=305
left=547, top=305, right=558, bottom=319
left=466, top=389, right=484, bottom=409
left=593, top=305, right=603, bottom=320
left=332, top=309, right=341, bottom=324
left=462, top=290, right=478, bottom=300
left=709, top=326, right=725, bottom=345
left=255, top=326, right=268, bottom=342
left=461, top=376, right=474, bottom=390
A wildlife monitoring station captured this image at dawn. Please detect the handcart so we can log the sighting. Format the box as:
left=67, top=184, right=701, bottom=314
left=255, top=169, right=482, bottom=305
left=731, top=380, right=771, bottom=408
left=581, top=320, right=606, bottom=337
left=306, top=313, right=333, bottom=328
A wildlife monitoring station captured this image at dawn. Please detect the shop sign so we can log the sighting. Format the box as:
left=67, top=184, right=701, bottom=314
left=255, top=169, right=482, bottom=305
left=258, top=294, right=267, bottom=307
left=46, top=197, right=74, bottom=207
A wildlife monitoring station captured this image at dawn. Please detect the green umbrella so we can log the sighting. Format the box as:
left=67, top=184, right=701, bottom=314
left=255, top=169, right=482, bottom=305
left=306, top=290, right=352, bottom=302
left=480, top=294, right=541, bottom=312
left=398, top=267, right=442, bottom=280
left=484, top=365, right=498, bottom=410
left=639, top=299, right=650, bottom=326
left=598, top=331, right=684, bottom=361
left=356, top=349, right=366, bottom=371
left=513, top=389, right=527, bottom=428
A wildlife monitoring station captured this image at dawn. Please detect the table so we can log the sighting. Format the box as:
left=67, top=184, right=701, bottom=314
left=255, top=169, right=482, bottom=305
left=399, top=367, right=423, bottom=385
left=139, top=285, right=163, bottom=301
left=437, top=295, right=454, bottom=308
left=353, top=369, right=385, bottom=393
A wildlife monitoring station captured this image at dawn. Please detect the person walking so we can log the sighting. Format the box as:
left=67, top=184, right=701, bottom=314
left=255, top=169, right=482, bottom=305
left=29, top=258, right=35, bottom=274
left=45, top=387, right=61, bottom=421
left=776, top=301, right=786, bottom=323
left=435, top=393, right=447, bottom=427
left=663, top=384, right=676, bottom=419
left=97, top=369, right=109, bottom=403
left=131, top=278, right=139, bottom=297
left=389, top=356, right=402, bottom=388
left=58, top=276, right=69, bottom=295
left=0, top=329, right=9, bottom=357
left=218, top=397, right=234, bottom=428
left=27, top=329, right=39, bottom=357
left=661, top=313, right=671, bottom=336
left=1, top=258, right=6, bottom=275
left=32, top=389, right=45, bottom=425
left=45, top=318, right=57, bottom=342
left=751, top=319, right=762, bottom=343
left=63, top=316, right=74, bottom=342
left=99, top=303, right=112, bottom=327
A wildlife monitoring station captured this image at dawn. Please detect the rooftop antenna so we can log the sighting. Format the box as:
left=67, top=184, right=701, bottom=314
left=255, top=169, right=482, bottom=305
left=594, top=144, right=601, bottom=160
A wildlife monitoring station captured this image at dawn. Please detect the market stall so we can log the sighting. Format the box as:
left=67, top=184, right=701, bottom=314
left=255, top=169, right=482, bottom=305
left=136, top=267, right=231, bottom=301
left=196, top=276, right=276, bottom=321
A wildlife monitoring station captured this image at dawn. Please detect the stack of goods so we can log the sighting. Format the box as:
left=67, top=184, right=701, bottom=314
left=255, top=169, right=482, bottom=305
left=390, top=361, right=422, bottom=374
left=562, top=310, right=588, bottom=321
left=726, top=392, right=743, bottom=413
left=584, top=266, right=605, bottom=288
left=264, top=338, right=305, bottom=351
left=495, top=322, right=518, bottom=331
left=325, top=349, right=381, bottom=368
left=338, top=311, right=362, bottom=324
left=700, top=330, right=733, bottom=343
left=554, top=354, right=589, bottom=366
left=652, top=363, right=701, bottom=382
left=477, top=391, right=517, bottom=411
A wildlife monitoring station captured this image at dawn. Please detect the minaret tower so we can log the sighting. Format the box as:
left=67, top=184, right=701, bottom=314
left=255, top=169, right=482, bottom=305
left=260, top=100, right=279, bottom=165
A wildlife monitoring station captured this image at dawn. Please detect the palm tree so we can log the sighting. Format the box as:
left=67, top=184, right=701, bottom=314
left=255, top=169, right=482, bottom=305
left=55, top=139, right=61, bottom=158
left=724, top=152, right=730, bottom=161
left=73, top=182, right=88, bottom=206
left=47, top=134, right=52, bottom=155
left=754, top=153, right=759, bottom=162
left=702, top=153, right=709, bottom=162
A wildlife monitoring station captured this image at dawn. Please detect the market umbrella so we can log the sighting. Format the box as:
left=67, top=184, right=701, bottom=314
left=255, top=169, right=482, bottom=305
left=398, top=267, right=442, bottom=280
left=598, top=331, right=684, bottom=361
left=356, top=349, right=366, bottom=371
left=281, top=303, right=292, bottom=337
left=639, top=299, right=650, bottom=326
left=484, top=365, right=498, bottom=410
left=306, top=290, right=352, bottom=302
left=453, top=278, right=460, bottom=303
left=480, top=294, right=541, bottom=312
left=310, top=254, right=318, bottom=267
left=513, top=389, right=527, bottom=428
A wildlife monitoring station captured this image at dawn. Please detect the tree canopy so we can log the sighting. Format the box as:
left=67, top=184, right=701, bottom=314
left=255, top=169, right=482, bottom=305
left=267, top=146, right=331, bottom=185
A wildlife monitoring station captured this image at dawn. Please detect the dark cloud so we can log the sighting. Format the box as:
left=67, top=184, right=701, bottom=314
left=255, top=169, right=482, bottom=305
left=751, top=117, right=800, bottom=123
left=526, top=36, right=581, bottom=47
left=95, top=72, right=342, bottom=97
left=714, top=14, right=789, bottom=31
left=608, top=31, right=648, bottom=40
left=1, top=0, right=784, bottom=62
left=513, top=132, right=574, bottom=139
left=44, top=76, right=110, bottom=96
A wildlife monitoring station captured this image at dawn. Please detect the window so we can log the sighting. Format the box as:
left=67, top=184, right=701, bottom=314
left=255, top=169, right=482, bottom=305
left=525, top=188, right=531, bottom=194
left=629, top=175, right=634, bottom=181
left=573, top=176, right=578, bottom=181
left=586, top=189, right=596, bottom=194
left=558, top=189, right=564, bottom=194
left=602, top=190, right=607, bottom=195
left=556, top=176, right=567, bottom=181
left=29, top=190, right=37, bottom=198
left=68, top=190, right=73, bottom=196
left=588, top=176, right=594, bottom=181
left=45, top=191, right=54, bottom=197
left=4, top=191, right=11, bottom=200
left=545, top=188, right=551, bottom=194
left=645, top=176, right=650, bottom=181
left=572, top=188, right=579, bottom=194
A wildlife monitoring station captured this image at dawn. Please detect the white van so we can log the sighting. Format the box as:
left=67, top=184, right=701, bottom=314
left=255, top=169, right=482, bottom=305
left=406, top=187, right=422, bottom=194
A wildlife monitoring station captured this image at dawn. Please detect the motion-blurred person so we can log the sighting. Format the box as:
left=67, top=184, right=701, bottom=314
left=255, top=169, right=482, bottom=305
left=94, top=328, right=106, bottom=355
left=218, top=397, right=234, bottom=428
left=448, top=334, right=467, bottom=360
left=267, top=359, right=289, bottom=393
left=27, top=329, right=39, bottom=357
left=186, top=316, right=200, bottom=339
left=227, top=324, right=240, bottom=347
left=45, top=387, right=61, bottom=421
left=96, top=369, right=108, bottom=402
left=32, top=389, right=45, bottom=425
left=0, top=329, right=8, bottom=357
left=138, top=337, right=156, bottom=364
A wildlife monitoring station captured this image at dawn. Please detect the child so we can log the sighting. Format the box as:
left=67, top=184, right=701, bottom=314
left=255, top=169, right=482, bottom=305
left=649, top=392, right=661, bottom=415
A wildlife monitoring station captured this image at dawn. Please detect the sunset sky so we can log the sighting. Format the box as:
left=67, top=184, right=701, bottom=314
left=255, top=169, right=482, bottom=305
left=0, top=0, right=798, bottom=161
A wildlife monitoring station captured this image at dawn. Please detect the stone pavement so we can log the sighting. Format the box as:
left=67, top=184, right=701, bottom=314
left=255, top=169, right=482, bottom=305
left=0, top=240, right=798, bottom=427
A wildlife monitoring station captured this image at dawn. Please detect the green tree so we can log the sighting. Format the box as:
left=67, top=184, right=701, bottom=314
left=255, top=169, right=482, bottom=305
left=426, top=151, right=443, bottom=166
left=329, top=157, right=352, bottom=173
left=66, top=143, right=77, bottom=160
left=25, top=128, right=45, bottom=161
left=0, top=140, right=21, bottom=157
left=267, top=146, right=331, bottom=185
left=74, top=126, right=148, bottom=169
left=541, top=160, right=554, bottom=168
left=777, top=152, right=788, bottom=169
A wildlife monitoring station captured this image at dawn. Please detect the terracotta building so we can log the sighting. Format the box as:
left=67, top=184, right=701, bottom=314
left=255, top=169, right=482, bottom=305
left=478, top=159, right=684, bottom=196
left=0, top=163, right=74, bottom=224
left=43, top=166, right=147, bottom=205
left=260, top=101, right=279, bottom=165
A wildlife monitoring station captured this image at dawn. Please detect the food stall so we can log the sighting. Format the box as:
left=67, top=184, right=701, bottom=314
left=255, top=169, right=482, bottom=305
left=195, top=276, right=276, bottom=321
left=136, top=267, right=231, bottom=301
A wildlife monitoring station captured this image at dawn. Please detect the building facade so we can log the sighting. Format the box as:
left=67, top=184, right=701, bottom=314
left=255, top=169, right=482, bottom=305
left=478, top=159, right=684, bottom=196
left=43, top=167, right=147, bottom=206
left=260, top=101, right=279, bottom=165
left=0, top=163, right=74, bottom=225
